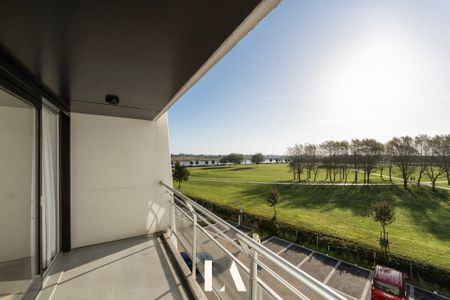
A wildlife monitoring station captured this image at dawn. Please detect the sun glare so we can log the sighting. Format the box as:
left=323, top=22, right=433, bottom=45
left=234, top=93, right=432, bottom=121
left=316, top=27, right=431, bottom=120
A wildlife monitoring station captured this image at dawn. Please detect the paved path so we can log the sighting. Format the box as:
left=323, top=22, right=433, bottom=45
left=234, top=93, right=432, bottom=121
left=367, top=172, right=450, bottom=191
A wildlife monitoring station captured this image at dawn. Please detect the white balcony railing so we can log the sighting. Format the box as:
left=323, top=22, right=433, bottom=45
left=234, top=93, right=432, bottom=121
left=161, top=182, right=346, bottom=300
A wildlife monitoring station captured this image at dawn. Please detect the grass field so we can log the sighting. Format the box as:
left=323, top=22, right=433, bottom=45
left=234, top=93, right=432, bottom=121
left=387, top=167, right=448, bottom=183
left=177, top=164, right=450, bottom=273
left=188, top=163, right=449, bottom=186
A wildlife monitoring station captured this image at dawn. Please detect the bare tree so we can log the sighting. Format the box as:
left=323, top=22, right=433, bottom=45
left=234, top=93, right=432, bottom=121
left=285, top=135, right=448, bottom=188
left=288, top=159, right=297, bottom=181
left=335, top=141, right=350, bottom=182
left=287, top=144, right=303, bottom=182
left=384, top=140, right=395, bottom=182
left=414, top=134, right=429, bottom=186
left=304, top=144, right=317, bottom=181
left=425, top=135, right=443, bottom=191
left=350, top=139, right=363, bottom=183
left=442, top=134, right=450, bottom=185
left=321, top=141, right=337, bottom=183
left=390, top=136, right=417, bottom=189
left=360, top=139, right=384, bottom=185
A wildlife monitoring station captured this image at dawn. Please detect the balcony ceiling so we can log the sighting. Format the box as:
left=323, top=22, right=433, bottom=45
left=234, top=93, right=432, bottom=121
left=0, top=0, right=269, bottom=120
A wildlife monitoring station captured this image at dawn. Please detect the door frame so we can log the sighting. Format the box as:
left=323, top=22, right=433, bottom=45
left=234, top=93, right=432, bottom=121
left=1, top=47, right=71, bottom=299
left=41, top=102, right=60, bottom=270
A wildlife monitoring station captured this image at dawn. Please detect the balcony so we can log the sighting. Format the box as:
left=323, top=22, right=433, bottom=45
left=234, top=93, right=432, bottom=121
left=30, top=183, right=346, bottom=300
left=1, top=1, right=285, bottom=299
left=160, top=182, right=345, bottom=300
left=36, top=236, right=188, bottom=300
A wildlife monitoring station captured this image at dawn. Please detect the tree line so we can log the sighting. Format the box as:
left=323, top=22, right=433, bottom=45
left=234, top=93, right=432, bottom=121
left=286, top=134, right=450, bottom=191
left=219, top=152, right=266, bottom=167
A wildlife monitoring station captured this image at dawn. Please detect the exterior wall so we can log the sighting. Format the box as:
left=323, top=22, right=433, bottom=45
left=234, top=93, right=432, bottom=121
left=71, top=112, right=172, bottom=248
left=0, top=106, right=35, bottom=262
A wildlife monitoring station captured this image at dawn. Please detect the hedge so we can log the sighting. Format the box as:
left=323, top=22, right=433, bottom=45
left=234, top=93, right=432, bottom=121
left=190, top=196, right=450, bottom=290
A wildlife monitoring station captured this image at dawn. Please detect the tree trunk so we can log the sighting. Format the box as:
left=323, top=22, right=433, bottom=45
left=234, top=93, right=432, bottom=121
left=389, top=166, right=392, bottom=182
left=403, top=178, right=408, bottom=189
left=380, top=168, right=383, bottom=180
left=273, top=207, right=277, bottom=220
left=382, top=224, right=386, bottom=240
left=432, top=180, right=436, bottom=192
left=417, top=168, right=424, bottom=186
left=178, top=180, right=181, bottom=188
left=354, top=170, right=358, bottom=183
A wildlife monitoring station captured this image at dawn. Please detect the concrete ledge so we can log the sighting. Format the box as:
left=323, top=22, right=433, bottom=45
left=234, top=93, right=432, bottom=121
left=161, top=233, right=208, bottom=300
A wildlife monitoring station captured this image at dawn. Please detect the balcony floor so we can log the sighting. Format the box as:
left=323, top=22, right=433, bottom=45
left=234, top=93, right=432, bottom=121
left=37, top=235, right=188, bottom=300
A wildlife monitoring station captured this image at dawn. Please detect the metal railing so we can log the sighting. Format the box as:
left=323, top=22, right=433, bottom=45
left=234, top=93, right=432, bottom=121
left=161, top=181, right=346, bottom=300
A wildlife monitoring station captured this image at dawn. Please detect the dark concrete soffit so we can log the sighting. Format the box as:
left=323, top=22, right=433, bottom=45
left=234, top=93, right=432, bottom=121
left=0, top=0, right=280, bottom=120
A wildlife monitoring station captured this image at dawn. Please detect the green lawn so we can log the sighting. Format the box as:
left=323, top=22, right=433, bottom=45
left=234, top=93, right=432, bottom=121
left=188, top=164, right=293, bottom=182
left=387, top=167, right=448, bottom=183
left=189, top=164, right=399, bottom=184
left=190, top=163, right=450, bottom=186
left=178, top=164, right=450, bottom=272
left=436, top=181, right=450, bottom=187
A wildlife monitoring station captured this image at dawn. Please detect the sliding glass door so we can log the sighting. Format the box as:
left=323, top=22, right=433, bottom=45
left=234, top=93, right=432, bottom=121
left=41, top=105, right=59, bottom=269
left=0, top=88, right=38, bottom=299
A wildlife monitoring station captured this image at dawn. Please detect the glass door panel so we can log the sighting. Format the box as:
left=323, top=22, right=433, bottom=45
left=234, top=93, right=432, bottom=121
left=0, top=88, right=38, bottom=299
left=41, top=106, right=59, bottom=269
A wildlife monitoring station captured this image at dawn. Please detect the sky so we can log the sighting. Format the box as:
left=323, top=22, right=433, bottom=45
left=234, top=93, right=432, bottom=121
left=168, top=0, right=450, bottom=155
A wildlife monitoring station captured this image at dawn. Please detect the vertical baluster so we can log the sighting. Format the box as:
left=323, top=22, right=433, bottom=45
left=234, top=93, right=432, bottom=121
left=192, top=213, right=198, bottom=279
left=250, top=250, right=258, bottom=300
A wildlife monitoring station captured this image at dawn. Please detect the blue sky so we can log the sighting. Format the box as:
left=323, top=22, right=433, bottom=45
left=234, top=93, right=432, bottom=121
left=168, top=0, right=450, bottom=155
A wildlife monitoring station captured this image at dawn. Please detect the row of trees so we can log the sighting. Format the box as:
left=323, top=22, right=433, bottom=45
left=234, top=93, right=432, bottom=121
left=287, top=134, right=450, bottom=190
left=219, top=152, right=266, bottom=167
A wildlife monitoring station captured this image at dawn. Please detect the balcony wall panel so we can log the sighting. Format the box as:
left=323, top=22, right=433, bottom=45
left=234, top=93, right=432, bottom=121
left=71, top=112, right=172, bottom=248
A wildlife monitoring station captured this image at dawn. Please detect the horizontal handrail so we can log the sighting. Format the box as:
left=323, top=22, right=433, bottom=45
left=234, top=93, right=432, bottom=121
left=170, top=196, right=282, bottom=300
left=173, top=193, right=245, bottom=252
left=161, top=181, right=346, bottom=300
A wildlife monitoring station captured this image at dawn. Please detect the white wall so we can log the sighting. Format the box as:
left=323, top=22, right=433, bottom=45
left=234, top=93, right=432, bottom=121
left=0, top=105, right=35, bottom=262
left=71, top=112, right=172, bottom=248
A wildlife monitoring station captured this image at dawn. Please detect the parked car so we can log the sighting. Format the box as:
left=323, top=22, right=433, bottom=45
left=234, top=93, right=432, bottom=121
left=371, top=265, right=407, bottom=300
